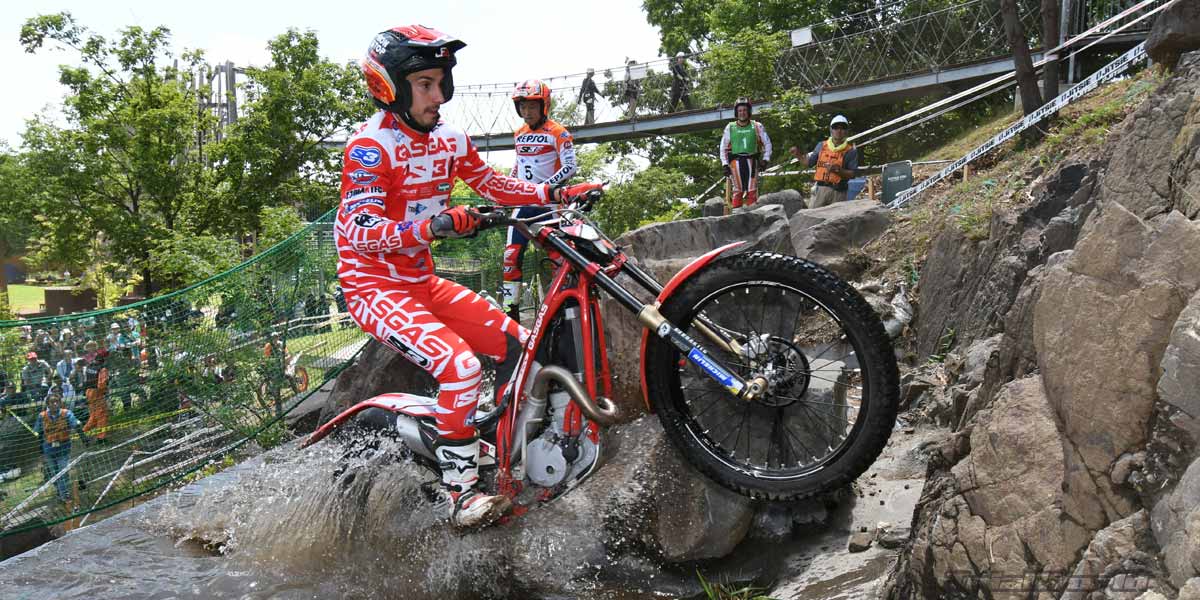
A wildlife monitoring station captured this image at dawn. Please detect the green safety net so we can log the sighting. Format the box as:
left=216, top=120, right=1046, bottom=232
left=0, top=200, right=549, bottom=538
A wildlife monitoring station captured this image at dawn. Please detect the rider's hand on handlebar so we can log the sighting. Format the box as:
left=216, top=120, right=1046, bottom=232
left=552, top=181, right=604, bottom=205
left=429, top=206, right=480, bottom=238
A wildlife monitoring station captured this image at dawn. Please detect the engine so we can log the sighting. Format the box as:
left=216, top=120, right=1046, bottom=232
left=524, top=389, right=600, bottom=488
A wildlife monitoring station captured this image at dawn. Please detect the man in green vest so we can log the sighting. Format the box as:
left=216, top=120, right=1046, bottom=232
left=719, top=97, right=772, bottom=213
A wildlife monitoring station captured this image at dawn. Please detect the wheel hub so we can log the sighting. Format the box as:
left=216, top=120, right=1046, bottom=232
left=745, top=336, right=810, bottom=408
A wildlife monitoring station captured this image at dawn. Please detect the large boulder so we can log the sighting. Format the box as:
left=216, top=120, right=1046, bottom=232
left=701, top=196, right=725, bottom=217
left=896, top=376, right=1093, bottom=597
left=1152, top=457, right=1200, bottom=588
left=318, top=339, right=436, bottom=425
left=756, top=188, right=806, bottom=216
left=1098, top=52, right=1200, bottom=219
left=1147, top=4, right=1200, bottom=69
left=602, top=205, right=796, bottom=413
left=915, top=160, right=1096, bottom=360
left=1035, top=202, right=1200, bottom=519
left=787, top=199, right=891, bottom=280
left=1158, top=290, right=1200, bottom=443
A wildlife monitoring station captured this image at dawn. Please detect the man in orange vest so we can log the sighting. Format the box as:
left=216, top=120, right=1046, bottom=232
left=791, top=115, right=859, bottom=208
left=34, top=392, right=85, bottom=502
left=82, top=350, right=110, bottom=442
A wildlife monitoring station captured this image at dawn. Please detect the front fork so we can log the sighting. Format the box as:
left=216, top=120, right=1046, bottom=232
left=543, top=232, right=764, bottom=402
left=633, top=304, right=767, bottom=402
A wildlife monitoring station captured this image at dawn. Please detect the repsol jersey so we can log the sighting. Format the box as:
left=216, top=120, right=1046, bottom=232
left=510, top=120, right=577, bottom=185
left=335, top=111, right=551, bottom=291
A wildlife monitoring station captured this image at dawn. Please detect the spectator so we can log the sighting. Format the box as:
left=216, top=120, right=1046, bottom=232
left=790, top=114, right=859, bottom=208
left=20, top=351, right=53, bottom=404
left=105, top=322, right=125, bottom=353
left=33, top=330, right=54, bottom=361
left=668, top=52, right=693, bottom=112
left=59, top=327, right=75, bottom=355
left=81, top=350, right=110, bottom=443
left=55, top=349, right=75, bottom=383
left=51, top=374, right=77, bottom=413
left=623, top=59, right=641, bottom=119
left=719, top=97, right=772, bottom=213
left=33, top=392, right=86, bottom=503
left=0, top=367, right=10, bottom=407
left=82, top=340, right=99, bottom=363
left=577, top=67, right=600, bottom=126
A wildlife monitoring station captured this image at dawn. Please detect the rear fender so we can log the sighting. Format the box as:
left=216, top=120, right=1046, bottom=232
left=638, top=241, right=745, bottom=411
left=300, top=393, right=436, bottom=449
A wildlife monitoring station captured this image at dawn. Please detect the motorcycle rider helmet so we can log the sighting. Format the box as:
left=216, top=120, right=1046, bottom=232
left=511, top=79, right=551, bottom=120
left=734, top=96, right=752, bottom=118
left=362, top=25, right=465, bottom=131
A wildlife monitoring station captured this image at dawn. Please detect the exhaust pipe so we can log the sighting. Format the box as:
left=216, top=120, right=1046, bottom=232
left=528, top=365, right=620, bottom=426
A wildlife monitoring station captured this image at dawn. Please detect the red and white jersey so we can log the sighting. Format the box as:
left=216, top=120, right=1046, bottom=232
left=335, top=110, right=551, bottom=291
left=509, top=119, right=577, bottom=185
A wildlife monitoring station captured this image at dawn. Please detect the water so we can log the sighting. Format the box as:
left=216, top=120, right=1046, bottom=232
left=0, top=425, right=929, bottom=600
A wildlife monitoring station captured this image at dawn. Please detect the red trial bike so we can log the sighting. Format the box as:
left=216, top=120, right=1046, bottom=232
left=304, top=190, right=899, bottom=508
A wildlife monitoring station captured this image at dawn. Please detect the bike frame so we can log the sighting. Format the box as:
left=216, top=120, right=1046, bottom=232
left=486, top=206, right=755, bottom=496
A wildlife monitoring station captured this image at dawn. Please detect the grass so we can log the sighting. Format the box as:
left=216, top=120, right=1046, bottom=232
left=7, top=285, right=46, bottom=313
left=697, top=572, right=778, bottom=600
left=863, top=68, right=1166, bottom=285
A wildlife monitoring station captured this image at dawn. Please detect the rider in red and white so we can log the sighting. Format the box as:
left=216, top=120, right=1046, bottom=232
left=336, top=25, right=600, bottom=528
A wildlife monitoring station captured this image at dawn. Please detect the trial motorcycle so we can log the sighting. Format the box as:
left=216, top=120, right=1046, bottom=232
left=303, top=190, right=899, bottom=510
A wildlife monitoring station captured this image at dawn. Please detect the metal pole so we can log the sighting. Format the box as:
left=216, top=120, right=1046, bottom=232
left=225, top=61, right=238, bottom=125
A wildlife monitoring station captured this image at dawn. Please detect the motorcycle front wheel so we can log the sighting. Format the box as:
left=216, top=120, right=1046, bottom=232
left=645, top=251, right=899, bottom=501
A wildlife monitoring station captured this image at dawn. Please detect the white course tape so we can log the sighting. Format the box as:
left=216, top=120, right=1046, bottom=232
left=889, top=41, right=1147, bottom=209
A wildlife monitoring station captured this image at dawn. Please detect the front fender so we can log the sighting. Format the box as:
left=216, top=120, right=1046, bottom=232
left=638, top=241, right=745, bottom=411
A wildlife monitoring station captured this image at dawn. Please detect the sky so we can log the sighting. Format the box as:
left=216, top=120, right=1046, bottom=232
left=0, top=0, right=665, bottom=147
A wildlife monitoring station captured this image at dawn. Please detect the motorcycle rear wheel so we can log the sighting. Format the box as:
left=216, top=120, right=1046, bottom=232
left=645, top=251, right=899, bottom=501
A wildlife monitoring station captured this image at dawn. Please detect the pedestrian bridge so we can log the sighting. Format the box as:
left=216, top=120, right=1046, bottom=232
left=314, top=0, right=1163, bottom=153
left=450, top=0, right=1161, bottom=151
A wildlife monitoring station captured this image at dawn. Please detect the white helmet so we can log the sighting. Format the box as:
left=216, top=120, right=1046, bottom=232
left=676, top=51, right=685, bottom=58
left=830, top=114, right=850, bottom=127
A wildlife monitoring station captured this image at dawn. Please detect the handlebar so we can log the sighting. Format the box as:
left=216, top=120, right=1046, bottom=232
left=469, top=187, right=604, bottom=233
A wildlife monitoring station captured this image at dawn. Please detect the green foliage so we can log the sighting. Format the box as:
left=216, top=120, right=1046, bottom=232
left=594, top=166, right=694, bottom=237
left=147, top=232, right=240, bottom=293
left=257, top=205, right=306, bottom=250
left=699, top=26, right=788, bottom=105
left=206, top=29, right=368, bottom=231
left=697, top=571, right=778, bottom=600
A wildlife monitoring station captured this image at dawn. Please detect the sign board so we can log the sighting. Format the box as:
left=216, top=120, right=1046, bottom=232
left=882, top=161, right=913, bottom=206
left=790, top=27, right=813, bottom=47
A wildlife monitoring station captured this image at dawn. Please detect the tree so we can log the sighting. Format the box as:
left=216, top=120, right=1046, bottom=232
left=206, top=29, right=370, bottom=234
left=20, top=13, right=211, bottom=296
left=0, top=149, right=35, bottom=297
left=1000, top=0, right=1043, bottom=118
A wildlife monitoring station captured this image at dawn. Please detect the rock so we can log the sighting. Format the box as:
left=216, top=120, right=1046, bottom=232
left=847, top=531, right=873, bottom=552
left=1098, top=53, right=1200, bottom=219
left=1131, top=588, right=1166, bottom=600
left=1153, top=456, right=1200, bottom=587
left=318, top=339, right=437, bottom=425
left=1180, top=577, right=1200, bottom=600
left=1158, top=290, right=1200, bottom=443
left=788, top=199, right=891, bottom=280
left=1060, top=511, right=1150, bottom=600
left=877, top=526, right=910, bottom=549
left=602, top=205, right=796, bottom=412
left=1147, top=1, right=1200, bottom=69
left=756, top=189, right=806, bottom=216
left=915, top=161, right=1097, bottom=360
left=1110, top=452, right=1146, bottom=486
left=701, top=196, right=725, bottom=217
left=1035, top=202, right=1200, bottom=518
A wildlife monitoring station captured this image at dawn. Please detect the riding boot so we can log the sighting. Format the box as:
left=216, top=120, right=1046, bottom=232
left=434, top=437, right=512, bottom=528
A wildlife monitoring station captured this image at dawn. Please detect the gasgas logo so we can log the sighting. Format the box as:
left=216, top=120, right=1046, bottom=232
left=395, top=136, right=458, bottom=160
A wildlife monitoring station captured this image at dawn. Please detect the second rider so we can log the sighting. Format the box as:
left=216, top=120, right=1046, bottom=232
left=502, top=79, right=578, bottom=322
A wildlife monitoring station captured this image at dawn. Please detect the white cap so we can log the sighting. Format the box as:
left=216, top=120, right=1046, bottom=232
left=676, top=51, right=685, bottom=58
left=830, top=114, right=850, bottom=127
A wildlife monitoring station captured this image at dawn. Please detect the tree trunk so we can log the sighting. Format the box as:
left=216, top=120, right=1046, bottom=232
left=1001, top=0, right=1044, bottom=116
left=1041, top=0, right=1061, bottom=101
